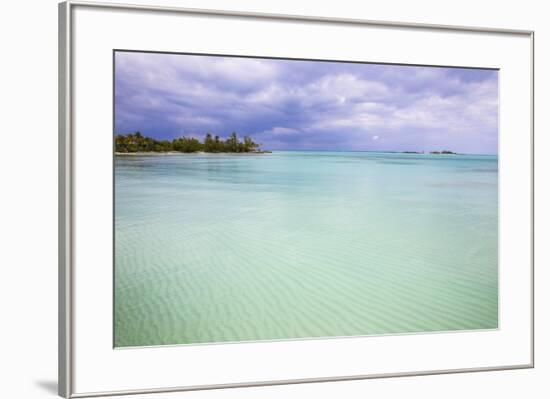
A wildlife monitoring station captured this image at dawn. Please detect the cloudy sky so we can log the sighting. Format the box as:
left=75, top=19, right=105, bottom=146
left=115, top=51, right=498, bottom=154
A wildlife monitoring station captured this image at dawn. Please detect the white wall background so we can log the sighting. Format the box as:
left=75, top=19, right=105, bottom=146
left=0, top=0, right=547, bottom=398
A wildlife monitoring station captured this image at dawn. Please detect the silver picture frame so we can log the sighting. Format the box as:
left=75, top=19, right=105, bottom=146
left=59, top=1, right=535, bottom=397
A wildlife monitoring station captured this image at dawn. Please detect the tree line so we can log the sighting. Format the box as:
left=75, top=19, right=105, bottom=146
left=115, top=132, right=263, bottom=153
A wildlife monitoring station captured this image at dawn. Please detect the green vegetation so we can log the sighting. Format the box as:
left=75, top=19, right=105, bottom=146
left=115, top=132, right=265, bottom=153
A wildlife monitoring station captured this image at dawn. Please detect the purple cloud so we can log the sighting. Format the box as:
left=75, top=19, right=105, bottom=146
left=115, top=51, right=498, bottom=154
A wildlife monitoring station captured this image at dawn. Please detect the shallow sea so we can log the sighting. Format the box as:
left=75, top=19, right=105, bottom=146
left=114, top=151, right=498, bottom=347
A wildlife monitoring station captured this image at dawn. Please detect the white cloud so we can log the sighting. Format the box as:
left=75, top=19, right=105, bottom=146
left=259, top=127, right=301, bottom=136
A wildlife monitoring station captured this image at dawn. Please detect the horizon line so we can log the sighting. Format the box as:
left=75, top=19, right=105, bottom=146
left=113, top=133, right=497, bottom=156
left=263, top=149, right=498, bottom=156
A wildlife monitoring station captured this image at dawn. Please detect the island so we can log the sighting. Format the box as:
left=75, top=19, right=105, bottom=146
left=115, top=132, right=271, bottom=154
left=397, top=150, right=459, bottom=155
left=429, top=150, right=458, bottom=155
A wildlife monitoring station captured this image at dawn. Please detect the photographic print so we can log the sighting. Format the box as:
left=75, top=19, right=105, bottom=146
left=114, top=51, right=498, bottom=348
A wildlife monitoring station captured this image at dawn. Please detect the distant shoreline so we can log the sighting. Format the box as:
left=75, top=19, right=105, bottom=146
left=115, top=151, right=272, bottom=156
left=114, top=150, right=499, bottom=157
left=114, top=133, right=496, bottom=156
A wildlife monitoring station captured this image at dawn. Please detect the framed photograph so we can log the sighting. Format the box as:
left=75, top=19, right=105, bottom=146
left=59, top=1, right=534, bottom=397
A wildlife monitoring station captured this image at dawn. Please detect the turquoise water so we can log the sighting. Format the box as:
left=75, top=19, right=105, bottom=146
left=114, top=151, right=498, bottom=347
